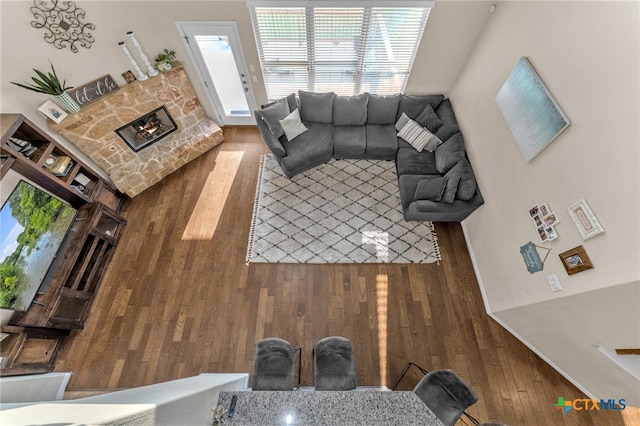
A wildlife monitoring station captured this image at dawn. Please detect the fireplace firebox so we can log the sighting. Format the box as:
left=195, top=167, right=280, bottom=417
left=115, top=106, right=177, bottom=152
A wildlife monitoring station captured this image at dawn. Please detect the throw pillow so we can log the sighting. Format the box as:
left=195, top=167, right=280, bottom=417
left=261, top=98, right=290, bottom=139
left=279, top=108, right=308, bottom=141
left=298, top=90, right=335, bottom=123
left=414, top=177, right=448, bottom=201
left=441, top=175, right=461, bottom=203
left=397, top=94, right=445, bottom=121
left=434, top=132, right=466, bottom=174
left=333, top=94, right=369, bottom=125
left=444, top=158, right=477, bottom=200
left=396, top=113, right=443, bottom=152
left=414, top=104, right=444, bottom=133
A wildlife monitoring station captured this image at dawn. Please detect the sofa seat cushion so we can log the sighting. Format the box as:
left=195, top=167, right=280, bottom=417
left=333, top=94, right=369, bottom=125
left=366, top=93, right=401, bottom=124
left=333, top=125, right=366, bottom=158
left=397, top=94, right=445, bottom=121
left=365, top=124, right=397, bottom=158
left=396, top=147, right=439, bottom=176
left=299, top=90, right=335, bottom=123
left=281, top=122, right=334, bottom=171
left=435, top=132, right=466, bottom=174
left=444, top=158, right=477, bottom=200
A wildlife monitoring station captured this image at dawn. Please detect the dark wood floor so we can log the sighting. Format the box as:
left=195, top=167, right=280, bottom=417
left=55, top=127, right=636, bottom=425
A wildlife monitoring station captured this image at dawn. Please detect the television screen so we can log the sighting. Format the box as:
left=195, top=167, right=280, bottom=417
left=0, top=180, right=77, bottom=311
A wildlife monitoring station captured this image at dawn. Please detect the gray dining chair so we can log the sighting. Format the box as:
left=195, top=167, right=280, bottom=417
left=313, top=336, right=357, bottom=391
left=413, top=369, right=479, bottom=426
left=252, top=337, right=301, bottom=391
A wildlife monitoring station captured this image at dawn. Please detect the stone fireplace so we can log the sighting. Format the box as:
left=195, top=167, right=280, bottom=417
left=50, top=64, right=224, bottom=197
left=115, top=105, right=178, bottom=152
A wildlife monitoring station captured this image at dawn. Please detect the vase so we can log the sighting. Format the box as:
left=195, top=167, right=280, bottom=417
left=55, top=92, right=81, bottom=113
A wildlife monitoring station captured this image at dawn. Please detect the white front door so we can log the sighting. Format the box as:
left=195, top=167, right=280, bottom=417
left=177, top=21, right=257, bottom=125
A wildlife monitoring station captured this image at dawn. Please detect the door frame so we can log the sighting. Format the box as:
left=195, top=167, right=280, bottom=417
left=176, top=21, right=257, bottom=125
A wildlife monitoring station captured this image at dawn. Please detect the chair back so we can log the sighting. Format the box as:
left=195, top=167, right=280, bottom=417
left=413, top=369, right=478, bottom=426
left=313, top=336, right=357, bottom=390
left=252, top=337, right=295, bottom=391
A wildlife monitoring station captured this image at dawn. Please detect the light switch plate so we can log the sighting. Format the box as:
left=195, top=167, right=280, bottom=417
left=546, top=274, right=562, bottom=292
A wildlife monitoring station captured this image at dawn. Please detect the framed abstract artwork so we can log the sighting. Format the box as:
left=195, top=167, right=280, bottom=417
left=495, top=57, right=570, bottom=161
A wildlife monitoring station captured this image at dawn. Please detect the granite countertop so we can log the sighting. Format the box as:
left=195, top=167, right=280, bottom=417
left=217, top=390, right=443, bottom=425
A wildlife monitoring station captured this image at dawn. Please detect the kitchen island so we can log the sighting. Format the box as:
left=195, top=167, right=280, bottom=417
left=217, top=390, right=443, bottom=425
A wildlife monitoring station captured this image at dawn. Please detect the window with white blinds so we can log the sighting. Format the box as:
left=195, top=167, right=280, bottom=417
left=249, top=3, right=431, bottom=100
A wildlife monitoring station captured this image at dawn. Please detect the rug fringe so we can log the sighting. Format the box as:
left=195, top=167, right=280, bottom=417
left=428, top=221, right=442, bottom=265
left=245, top=154, right=269, bottom=265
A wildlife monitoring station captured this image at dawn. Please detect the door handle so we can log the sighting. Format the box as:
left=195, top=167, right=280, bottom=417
left=244, top=87, right=249, bottom=92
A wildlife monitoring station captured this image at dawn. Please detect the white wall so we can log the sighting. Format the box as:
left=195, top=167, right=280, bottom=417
left=450, top=1, right=640, bottom=404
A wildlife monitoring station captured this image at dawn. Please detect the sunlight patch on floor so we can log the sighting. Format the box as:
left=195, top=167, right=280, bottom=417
left=376, top=273, right=389, bottom=386
left=182, top=151, right=243, bottom=240
left=362, top=231, right=389, bottom=262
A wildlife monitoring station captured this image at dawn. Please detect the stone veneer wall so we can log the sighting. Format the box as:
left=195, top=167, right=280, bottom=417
left=50, top=65, right=224, bottom=197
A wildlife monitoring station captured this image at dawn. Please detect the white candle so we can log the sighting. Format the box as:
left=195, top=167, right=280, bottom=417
left=127, top=31, right=159, bottom=77
left=118, top=41, right=147, bottom=81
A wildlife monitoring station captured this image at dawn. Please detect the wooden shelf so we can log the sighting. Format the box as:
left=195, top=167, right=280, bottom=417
left=1, top=114, right=124, bottom=211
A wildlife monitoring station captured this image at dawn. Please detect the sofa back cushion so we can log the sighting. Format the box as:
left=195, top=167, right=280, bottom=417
left=434, top=99, right=460, bottom=141
left=397, top=94, right=445, bottom=121
left=366, top=94, right=401, bottom=124
left=299, top=90, right=335, bottom=123
left=435, top=132, right=466, bottom=174
left=333, top=94, right=369, bottom=126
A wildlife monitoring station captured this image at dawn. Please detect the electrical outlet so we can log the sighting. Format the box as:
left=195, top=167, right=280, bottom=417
left=546, top=274, right=562, bottom=292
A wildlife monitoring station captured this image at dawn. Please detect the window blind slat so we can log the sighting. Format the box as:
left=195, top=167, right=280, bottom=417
left=250, top=5, right=430, bottom=100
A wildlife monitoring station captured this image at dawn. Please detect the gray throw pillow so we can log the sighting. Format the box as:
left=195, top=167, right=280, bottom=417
left=333, top=94, right=369, bottom=125
left=435, top=132, right=466, bottom=174
left=414, top=104, right=444, bottom=133
left=444, top=159, right=477, bottom=200
left=286, top=93, right=298, bottom=112
left=396, top=113, right=443, bottom=152
left=366, top=93, right=401, bottom=124
left=414, top=177, right=448, bottom=201
left=279, top=108, right=308, bottom=141
left=298, top=90, right=335, bottom=123
left=441, top=175, right=461, bottom=203
left=261, top=99, right=290, bottom=139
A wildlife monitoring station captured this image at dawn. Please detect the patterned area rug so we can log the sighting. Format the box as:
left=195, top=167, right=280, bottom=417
left=246, top=154, right=441, bottom=264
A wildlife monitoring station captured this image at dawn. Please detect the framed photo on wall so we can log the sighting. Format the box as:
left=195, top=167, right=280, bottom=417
left=559, top=245, right=593, bottom=275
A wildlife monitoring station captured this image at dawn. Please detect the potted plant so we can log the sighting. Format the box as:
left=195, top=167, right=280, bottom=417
left=10, top=62, right=80, bottom=113
left=155, top=49, right=176, bottom=72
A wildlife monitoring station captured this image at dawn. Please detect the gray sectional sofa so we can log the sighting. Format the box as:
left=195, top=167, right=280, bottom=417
left=254, top=91, right=483, bottom=222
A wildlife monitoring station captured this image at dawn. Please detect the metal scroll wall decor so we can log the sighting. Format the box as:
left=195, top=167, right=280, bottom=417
left=30, top=0, right=95, bottom=53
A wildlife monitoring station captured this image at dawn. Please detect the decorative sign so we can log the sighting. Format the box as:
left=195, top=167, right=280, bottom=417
left=520, top=241, right=551, bottom=274
left=67, top=75, right=119, bottom=107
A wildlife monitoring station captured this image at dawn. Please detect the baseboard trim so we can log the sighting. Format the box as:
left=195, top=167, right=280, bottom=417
left=460, top=222, right=596, bottom=400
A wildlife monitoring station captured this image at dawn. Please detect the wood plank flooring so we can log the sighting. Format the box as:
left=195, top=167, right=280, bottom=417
left=55, top=127, right=637, bottom=425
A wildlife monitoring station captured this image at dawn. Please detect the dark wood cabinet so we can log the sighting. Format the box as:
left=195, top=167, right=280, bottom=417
left=1, top=114, right=127, bottom=375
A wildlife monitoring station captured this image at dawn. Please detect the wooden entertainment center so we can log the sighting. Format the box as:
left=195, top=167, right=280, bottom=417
left=0, top=114, right=127, bottom=376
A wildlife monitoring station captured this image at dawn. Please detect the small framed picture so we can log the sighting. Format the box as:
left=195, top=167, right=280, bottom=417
left=543, top=212, right=559, bottom=227
left=529, top=205, right=539, bottom=218
left=545, top=226, right=558, bottom=241
left=38, top=100, right=68, bottom=123
left=538, top=203, right=551, bottom=217
left=122, top=70, right=137, bottom=84
left=559, top=245, right=593, bottom=275
left=532, top=214, right=543, bottom=227
left=537, top=225, right=548, bottom=242
left=567, top=199, right=604, bottom=240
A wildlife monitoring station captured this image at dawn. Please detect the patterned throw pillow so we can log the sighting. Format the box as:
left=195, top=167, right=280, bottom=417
left=396, top=113, right=443, bottom=152
left=279, top=108, right=308, bottom=141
